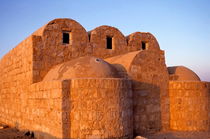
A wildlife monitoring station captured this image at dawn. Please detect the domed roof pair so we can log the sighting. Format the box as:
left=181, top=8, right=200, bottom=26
left=43, top=56, right=201, bottom=81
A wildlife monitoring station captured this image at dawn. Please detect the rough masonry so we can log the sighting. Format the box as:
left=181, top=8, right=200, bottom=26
left=0, top=18, right=209, bottom=139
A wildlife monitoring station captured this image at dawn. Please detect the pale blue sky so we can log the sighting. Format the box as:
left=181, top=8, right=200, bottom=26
left=0, top=0, right=209, bottom=81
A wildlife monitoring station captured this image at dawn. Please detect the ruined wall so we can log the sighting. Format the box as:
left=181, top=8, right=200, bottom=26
left=169, top=81, right=209, bottom=131
left=69, top=78, right=133, bottom=139
left=0, top=36, right=33, bottom=127
left=106, top=50, right=169, bottom=134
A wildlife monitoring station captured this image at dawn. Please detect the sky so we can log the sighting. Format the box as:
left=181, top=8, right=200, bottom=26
left=0, top=0, right=209, bottom=81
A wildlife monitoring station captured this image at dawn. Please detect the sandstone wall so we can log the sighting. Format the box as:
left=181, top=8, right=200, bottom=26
left=0, top=78, right=70, bottom=139
left=169, top=81, right=209, bottom=131
left=89, top=25, right=127, bottom=58
left=0, top=18, right=164, bottom=84
left=0, top=36, right=33, bottom=127
left=32, top=19, right=163, bottom=83
left=9, top=78, right=133, bottom=139
left=32, top=18, right=90, bottom=82
left=69, top=78, right=133, bottom=139
left=126, top=32, right=160, bottom=51
left=130, top=50, right=169, bottom=134
left=0, top=18, right=172, bottom=138
left=25, top=80, right=70, bottom=139
left=106, top=50, right=169, bottom=134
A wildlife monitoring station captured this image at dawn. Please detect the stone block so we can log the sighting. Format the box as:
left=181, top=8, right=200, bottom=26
left=169, top=81, right=209, bottom=131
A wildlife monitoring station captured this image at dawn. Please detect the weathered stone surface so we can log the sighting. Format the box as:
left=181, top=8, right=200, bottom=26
left=69, top=78, right=133, bottom=139
left=169, top=81, right=209, bottom=131
left=168, top=66, right=201, bottom=81
left=89, top=25, right=127, bottom=58
left=43, top=56, right=120, bottom=80
left=126, top=32, right=160, bottom=51
left=0, top=18, right=209, bottom=139
left=106, top=50, right=170, bottom=134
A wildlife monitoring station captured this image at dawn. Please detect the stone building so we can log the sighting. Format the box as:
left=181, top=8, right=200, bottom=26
left=0, top=18, right=209, bottom=139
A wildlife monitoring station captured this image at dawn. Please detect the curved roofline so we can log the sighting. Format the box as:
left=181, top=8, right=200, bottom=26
left=126, top=31, right=160, bottom=50
left=167, top=66, right=201, bottom=81
left=32, top=18, right=86, bottom=37
left=89, top=25, right=126, bottom=38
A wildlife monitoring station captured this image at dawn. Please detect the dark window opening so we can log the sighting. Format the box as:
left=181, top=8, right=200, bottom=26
left=63, top=32, right=69, bottom=44
left=106, top=36, right=112, bottom=49
left=141, top=41, right=147, bottom=50
left=88, top=33, right=91, bottom=41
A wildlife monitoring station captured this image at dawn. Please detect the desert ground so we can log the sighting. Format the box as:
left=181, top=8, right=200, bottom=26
left=142, top=131, right=209, bottom=139
left=0, top=124, right=209, bottom=139
left=0, top=127, right=34, bottom=139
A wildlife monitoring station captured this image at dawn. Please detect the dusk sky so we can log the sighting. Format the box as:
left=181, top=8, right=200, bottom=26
left=0, top=0, right=209, bottom=81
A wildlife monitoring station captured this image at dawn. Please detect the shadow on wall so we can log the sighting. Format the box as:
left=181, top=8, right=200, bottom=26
left=132, top=80, right=162, bottom=136
left=111, top=64, right=130, bottom=79
left=62, top=80, right=70, bottom=139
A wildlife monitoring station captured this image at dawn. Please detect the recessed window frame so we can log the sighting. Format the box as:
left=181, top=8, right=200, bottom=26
left=62, top=31, right=71, bottom=44
left=141, top=41, right=148, bottom=50
left=106, top=36, right=113, bottom=49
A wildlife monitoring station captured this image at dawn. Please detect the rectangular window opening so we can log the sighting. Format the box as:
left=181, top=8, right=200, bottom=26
left=106, top=36, right=112, bottom=49
left=63, top=32, right=70, bottom=44
left=88, top=32, right=91, bottom=41
left=141, top=41, right=147, bottom=50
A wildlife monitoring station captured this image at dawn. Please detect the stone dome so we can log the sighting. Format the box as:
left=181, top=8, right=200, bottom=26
left=167, top=66, right=200, bottom=81
left=43, top=56, right=120, bottom=81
